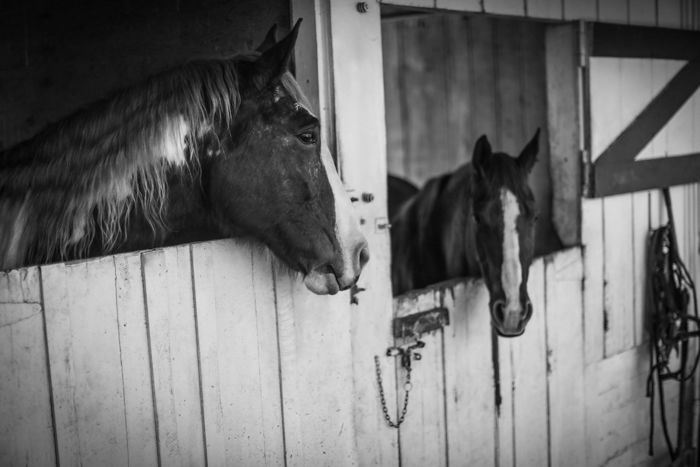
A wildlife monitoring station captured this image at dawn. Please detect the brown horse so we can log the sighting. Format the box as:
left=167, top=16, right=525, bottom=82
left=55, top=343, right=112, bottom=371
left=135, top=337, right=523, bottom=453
left=0, top=21, right=369, bottom=295
left=390, top=130, right=539, bottom=336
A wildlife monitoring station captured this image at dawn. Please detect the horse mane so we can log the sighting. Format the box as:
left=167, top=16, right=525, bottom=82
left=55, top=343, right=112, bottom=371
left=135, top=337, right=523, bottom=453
left=0, top=54, right=251, bottom=269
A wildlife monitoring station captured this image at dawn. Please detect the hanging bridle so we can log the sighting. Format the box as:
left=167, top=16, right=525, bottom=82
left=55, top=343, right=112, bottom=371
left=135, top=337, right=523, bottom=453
left=646, top=188, right=700, bottom=462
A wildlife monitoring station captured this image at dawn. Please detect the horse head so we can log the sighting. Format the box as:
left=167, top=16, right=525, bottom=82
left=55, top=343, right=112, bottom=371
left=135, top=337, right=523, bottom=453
left=206, top=21, right=369, bottom=295
left=471, top=130, right=539, bottom=337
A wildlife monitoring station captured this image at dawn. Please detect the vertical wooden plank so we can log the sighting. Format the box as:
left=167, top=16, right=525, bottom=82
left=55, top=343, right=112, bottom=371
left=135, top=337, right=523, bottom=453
left=546, top=24, right=582, bottom=247
left=469, top=16, right=499, bottom=151
left=527, top=0, right=563, bottom=19
left=191, top=240, right=284, bottom=467
left=0, top=267, right=56, bottom=467
left=274, top=269, right=359, bottom=467
left=632, top=190, right=651, bottom=346
left=398, top=330, right=447, bottom=467
left=114, top=253, right=159, bottom=467
left=444, top=14, right=472, bottom=172
left=496, top=337, right=515, bottom=467
left=142, top=245, right=205, bottom=467
left=582, top=198, right=605, bottom=365
left=329, top=2, right=399, bottom=466
left=603, top=194, right=636, bottom=357
left=42, top=257, right=128, bottom=467
left=494, top=19, right=525, bottom=156
left=546, top=249, right=586, bottom=467
left=563, top=0, right=597, bottom=20
left=382, top=19, right=407, bottom=178
left=443, top=281, right=496, bottom=467
left=511, top=259, right=548, bottom=467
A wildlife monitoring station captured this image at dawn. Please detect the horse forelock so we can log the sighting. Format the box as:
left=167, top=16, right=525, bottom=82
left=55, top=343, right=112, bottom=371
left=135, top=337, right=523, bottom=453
left=0, top=56, right=246, bottom=269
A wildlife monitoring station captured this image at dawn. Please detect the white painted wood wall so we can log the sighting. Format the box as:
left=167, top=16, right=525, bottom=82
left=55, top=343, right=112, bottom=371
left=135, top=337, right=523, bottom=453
left=0, top=239, right=585, bottom=467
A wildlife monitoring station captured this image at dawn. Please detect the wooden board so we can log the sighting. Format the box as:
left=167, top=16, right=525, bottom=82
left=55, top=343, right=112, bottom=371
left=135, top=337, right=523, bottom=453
left=114, top=253, right=158, bottom=467
left=42, top=257, right=130, bottom=467
left=443, top=281, right=497, bottom=467
left=141, top=246, right=206, bottom=467
left=510, top=259, right=549, bottom=467
left=545, top=24, right=581, bottom=246
left=545, top=249, right=586, bottom=467
left=191, top=240, right=284, bottom=466
left=329, top=1, right=400, bottom=465
left=398, top=329, right=447, bottom=467
left=0, top=267, right=56, bottom=467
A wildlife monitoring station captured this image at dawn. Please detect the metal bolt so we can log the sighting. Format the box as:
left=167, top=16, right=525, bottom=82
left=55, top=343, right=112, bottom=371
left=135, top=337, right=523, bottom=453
left=356, top=2, right=369, bottom=13
left=361, top=192, right=374, bottom=203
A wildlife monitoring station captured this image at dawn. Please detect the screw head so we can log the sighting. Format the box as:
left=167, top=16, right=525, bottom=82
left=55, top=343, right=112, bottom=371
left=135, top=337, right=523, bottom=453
left=356, top=2, right=369, bottom=13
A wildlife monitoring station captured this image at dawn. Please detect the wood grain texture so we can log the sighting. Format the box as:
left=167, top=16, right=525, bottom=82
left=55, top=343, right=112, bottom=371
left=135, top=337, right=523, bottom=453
left=545, top=24, right=582, bottom=247
left=443, top=281, right=496, bottom=467
left=42, top=257, right=129, bottom=467
left=398, top=330, right=447, bottom=467
left=0, top=267, right=55, bottom=467
left=192, top=240, right=284, bottom=467
left=274, top=269, right=359, bottom=467
left=114, top=253, right=158, bottom=467
left=510, top=259, right=549, bottom=467
left=142, top=245, right=205, bottom=467
left=545, top=249, right=586, bottom=467
left=329, top=1, right=399, bottom=465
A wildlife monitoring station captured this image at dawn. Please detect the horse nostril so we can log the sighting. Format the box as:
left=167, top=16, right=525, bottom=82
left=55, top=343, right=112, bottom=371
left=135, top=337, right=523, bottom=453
left=357, top=242, right=370, bottom=270
left=491, top=299, right=506, bottom=323
left=523, top=299, right=533, bottom=322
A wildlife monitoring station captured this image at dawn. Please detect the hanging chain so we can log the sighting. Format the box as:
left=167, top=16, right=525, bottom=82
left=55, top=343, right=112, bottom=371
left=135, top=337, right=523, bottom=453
left=374, top=340, right=424, bottom=428
left=374, top=354, right=412, bottom=428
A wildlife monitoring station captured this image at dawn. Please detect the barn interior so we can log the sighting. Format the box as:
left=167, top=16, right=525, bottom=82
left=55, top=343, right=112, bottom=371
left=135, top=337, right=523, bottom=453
left=381, top=6, right=563, bottom=257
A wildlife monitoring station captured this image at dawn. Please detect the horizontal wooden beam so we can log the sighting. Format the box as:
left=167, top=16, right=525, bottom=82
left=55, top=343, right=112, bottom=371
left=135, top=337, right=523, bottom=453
left=592, top=154, right=700, bottom=197
left=591, top=23, right=700, bottom=60
left=595, top=57, right=700, bottom=165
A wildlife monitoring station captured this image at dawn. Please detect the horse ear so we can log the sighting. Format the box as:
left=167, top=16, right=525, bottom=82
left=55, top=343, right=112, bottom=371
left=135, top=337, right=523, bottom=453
left=517, top=128, right=540, bottom=173
left=256, top=24, right=278, bottom=53
left=252, top=19, right=302, bottom=88
left=472, top=134, right=492, bottom=177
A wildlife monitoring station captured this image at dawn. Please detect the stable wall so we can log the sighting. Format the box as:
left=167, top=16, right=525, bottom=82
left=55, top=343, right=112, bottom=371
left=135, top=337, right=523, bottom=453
left=382, top=14, right=562, bottom=256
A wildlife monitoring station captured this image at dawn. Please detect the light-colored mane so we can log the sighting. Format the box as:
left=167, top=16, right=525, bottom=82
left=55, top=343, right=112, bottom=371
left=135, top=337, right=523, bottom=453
left=0, top=57, right=245, bottom=269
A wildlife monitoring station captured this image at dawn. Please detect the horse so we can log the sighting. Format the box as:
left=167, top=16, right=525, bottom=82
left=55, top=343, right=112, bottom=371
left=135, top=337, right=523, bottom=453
left=389, top=130, right=539, bottom=337
left=388, top=174, right=419, bottom=218
left=0, top=21, right=369, bottom=296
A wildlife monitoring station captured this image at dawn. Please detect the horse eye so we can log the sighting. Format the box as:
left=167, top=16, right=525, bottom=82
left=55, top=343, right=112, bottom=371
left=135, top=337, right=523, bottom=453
left=297, top=132, right=317, bottom=145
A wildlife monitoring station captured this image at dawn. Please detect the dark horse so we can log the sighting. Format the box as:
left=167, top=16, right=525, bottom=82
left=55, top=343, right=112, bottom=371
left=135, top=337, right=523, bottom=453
left=0, top=21, right=369, bottom=295
left=390, top=130, right=539, bottom=336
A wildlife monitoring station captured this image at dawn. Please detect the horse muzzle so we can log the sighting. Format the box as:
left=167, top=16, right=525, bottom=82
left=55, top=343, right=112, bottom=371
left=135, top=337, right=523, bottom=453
left=490, top=298, right=533, bottom=338
left=303, top=238, right=369, bottom=295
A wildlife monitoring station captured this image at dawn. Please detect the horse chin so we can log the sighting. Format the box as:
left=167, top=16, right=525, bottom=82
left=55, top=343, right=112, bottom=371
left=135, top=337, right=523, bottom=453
left=303, top=270, right=340, bottom=295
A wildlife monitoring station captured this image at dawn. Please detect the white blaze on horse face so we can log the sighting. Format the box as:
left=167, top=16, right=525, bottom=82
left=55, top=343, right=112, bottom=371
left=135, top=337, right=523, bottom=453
left=500, top=189, right=522, bottom=321
left=303, top=146, right=368, bottom=295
